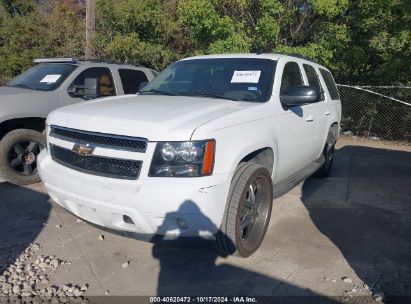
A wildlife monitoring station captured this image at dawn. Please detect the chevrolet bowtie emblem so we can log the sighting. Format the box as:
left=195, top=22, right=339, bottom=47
left=72, top=143, right=94, bottom=156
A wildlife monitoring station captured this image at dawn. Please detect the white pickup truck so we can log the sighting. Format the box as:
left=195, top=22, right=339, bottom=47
left=38, top=53, right=341, bottom=257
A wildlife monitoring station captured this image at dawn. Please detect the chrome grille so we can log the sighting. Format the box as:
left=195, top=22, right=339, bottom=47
left=50, top=144, right=141, bottom=180
left=50, top=125, right=147, bottom=152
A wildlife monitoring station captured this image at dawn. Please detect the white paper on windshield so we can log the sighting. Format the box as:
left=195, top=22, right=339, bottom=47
left=40, top=74, right=61, bottom=83
left=231, top=70, right=261, bottom=83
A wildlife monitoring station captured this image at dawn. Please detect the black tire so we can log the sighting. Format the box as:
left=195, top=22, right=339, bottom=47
left=217, top=163, right=273, bottom=257
left=314, top=142, right=335, bottom=178
left=0, top=129, right=46, bottom=185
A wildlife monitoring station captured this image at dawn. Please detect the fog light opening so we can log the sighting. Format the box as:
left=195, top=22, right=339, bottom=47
left=123, top=215, right=134, bottom=224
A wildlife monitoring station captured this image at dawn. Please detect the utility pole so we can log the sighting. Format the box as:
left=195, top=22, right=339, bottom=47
left=85, top=0, right=96, bottom=59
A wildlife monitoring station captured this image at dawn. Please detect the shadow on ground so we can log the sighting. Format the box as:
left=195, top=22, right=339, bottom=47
left=150, top=144, right=411, bottom=301
left=302, top=145, right=411, bottom=300
left=150, top=201, right=336, bottom=302
left=0, top=183, right=50, bottom=273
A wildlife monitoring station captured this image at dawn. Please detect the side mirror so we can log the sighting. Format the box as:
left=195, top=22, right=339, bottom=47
left=69, top=78, right=100, bottom=99
left=138, top=81, right=148, bottom=91
left=280, top=85, right=320, bottom=107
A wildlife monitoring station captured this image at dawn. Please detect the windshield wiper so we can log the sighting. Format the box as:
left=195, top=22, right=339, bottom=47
left=187, top=91, right=239, bottom=101
left=139, top=89, right=179, bottom=96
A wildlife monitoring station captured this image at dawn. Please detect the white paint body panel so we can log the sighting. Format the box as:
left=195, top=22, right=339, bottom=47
left=47, top=95, right=252, bottom=142
left=38, top=53, right=341, bottom=237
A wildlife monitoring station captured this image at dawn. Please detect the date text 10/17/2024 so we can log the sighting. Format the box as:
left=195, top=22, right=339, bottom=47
left=149, top=297, right=258, bottom=303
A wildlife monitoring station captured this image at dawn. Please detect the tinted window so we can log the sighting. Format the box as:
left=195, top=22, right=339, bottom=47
left=140, top=58, right=277, bottom=102
left=320, top=69, right=339, bottom=100
left=119, top=69, right=149, bottom=94
left=280, top=62, right=303, bottom=94
left=69, top=67, right=115, bottom=97
left=7, top=64, right=77, bottom=91
left=303, top=64, right=324, bottom=100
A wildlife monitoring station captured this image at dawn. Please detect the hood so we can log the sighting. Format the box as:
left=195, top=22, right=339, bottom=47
left=48, top=94, right=253, bottom=141
left=0, top=86, right=58, bottom=122
left=0, top=86, right=38, bottom=95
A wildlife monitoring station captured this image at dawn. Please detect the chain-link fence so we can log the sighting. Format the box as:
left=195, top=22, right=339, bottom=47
left=337, top=85, right=411, bottom=142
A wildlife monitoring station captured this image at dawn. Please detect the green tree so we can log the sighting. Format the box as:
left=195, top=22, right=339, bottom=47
left=0, top=0, right=409, bottom=85
left=95, top=0, right=177, bottom=69
left=1, top=3, right=47, bottom=79
left=0, top=0, right=84, bottom=82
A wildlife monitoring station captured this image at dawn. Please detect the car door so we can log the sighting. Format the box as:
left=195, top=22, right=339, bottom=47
left=118, top=68, right=149, bottom=94
left=302, top=63, right=329, bottom=158
left=275, top=61, right=320, bottom=181
left=60, top=67, right=117, bottom=106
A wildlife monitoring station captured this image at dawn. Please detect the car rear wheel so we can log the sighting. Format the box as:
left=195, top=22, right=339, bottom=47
left=314, top=142, right=335, bottom=178
left=217, top=163, right=273, bottom=257
left=0, top=129, right=45, bottom=185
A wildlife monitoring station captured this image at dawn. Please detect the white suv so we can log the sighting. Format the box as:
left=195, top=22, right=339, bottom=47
left=38, top=54, right=341, bottom=257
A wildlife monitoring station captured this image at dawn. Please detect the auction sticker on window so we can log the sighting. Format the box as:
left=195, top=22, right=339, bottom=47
left=40, top=74, right=61, bottom=83
left=231, top=70, right=261, bottom=83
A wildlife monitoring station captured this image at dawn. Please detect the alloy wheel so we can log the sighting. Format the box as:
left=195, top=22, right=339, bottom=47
left=239, top=175, right=271, bottom=251
left=7, top=140, right=42, bottom=176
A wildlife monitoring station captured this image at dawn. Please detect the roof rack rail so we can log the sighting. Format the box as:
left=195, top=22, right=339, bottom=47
left=34, top=58, right=77, bottom=64
left=279, top=53, right=315, bottom=62
left=85, top=59, right=145, bottom=67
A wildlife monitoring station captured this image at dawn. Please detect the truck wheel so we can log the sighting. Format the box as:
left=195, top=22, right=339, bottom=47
left=314, top=142, right=335, bottom=178
left=0, top=129, right=46, bottom=185
left=217, top=163, right=273, bottom=257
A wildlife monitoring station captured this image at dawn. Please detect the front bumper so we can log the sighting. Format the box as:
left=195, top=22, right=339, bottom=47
left=37, top=150, right=231, bottom=238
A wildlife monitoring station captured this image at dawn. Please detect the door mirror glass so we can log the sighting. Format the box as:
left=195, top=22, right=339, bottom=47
left=280, top=85, right=320, bottom=107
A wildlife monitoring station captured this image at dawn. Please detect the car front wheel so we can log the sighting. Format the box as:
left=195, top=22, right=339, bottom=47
left=217, top=163, right=273, bottom=257
left=0, top=129, right=45, bottom=185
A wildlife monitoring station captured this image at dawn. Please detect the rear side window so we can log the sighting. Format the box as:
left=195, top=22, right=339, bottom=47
left=320, top=69, right=339, bottom=100
left=303, top=64, right=324, bottom=100
left=280, top=62, right=303, bottom=95
left=119, top=69, right=149, bottom=94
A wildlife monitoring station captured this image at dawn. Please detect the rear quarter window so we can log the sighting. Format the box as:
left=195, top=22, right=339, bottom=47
left=119, top=69, right=149, bottom=94
left=319, top=69, right=340, bottom=100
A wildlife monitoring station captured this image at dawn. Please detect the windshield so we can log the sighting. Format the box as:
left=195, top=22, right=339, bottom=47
left=7, top=64, right=77, bottom=91
left=140, top=58, right=277, bottom=102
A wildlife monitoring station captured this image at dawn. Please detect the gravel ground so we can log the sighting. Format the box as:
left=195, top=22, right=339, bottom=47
left=0, top=242, right=88, bottom=302
left=0, top=138, right=410, bottom=303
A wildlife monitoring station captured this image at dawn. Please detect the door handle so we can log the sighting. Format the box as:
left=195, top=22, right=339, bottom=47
left=324, top=110, right=331, bottom=116
left=305, top=115, right=314, bottom=122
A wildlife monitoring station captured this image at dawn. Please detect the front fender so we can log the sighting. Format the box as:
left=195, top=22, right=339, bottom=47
left=192, top=117, right=278, bottom=178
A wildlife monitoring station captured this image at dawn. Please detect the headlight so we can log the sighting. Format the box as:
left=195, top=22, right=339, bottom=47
left=149, top=140, right=215, bottom=177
